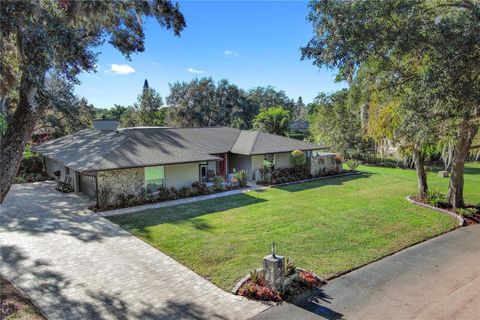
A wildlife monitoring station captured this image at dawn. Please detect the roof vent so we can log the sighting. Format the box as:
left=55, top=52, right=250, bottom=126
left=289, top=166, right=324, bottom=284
left=93, top=116, right=119, bottom=131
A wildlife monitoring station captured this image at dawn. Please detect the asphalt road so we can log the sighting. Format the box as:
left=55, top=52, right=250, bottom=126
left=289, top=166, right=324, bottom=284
left=251, top=224, right=480, bottom=320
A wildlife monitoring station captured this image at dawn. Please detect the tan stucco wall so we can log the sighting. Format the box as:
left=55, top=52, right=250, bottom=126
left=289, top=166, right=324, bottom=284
left=251, top=155, right=264, bottom=179
left=165, top=162, right=201, bottom=189
left=207, top=161, right=216, bottom=173
left=97, top=168, right=144, bottom=203
left=45, top=157, right=79, bottom=191
left=229, top=154, right=252, bottom=177
left=310, top=152, right=342, bottom=176
left=274, top=152, right=292, bottom=169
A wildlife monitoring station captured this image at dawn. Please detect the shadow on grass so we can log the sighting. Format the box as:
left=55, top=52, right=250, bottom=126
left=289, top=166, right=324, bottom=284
left=464, top=165, right=480, bottom=175
left=273, top=172, right=372, bottom=193
left=109, top=193, right=267, bottom=232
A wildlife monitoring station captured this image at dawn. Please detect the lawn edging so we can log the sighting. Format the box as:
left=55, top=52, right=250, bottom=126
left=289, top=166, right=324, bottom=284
left=406, top=196, right=464, bottom=226
left=266, top=171, right=360, bottom=188
left=99, top=185, right=266, bottom=217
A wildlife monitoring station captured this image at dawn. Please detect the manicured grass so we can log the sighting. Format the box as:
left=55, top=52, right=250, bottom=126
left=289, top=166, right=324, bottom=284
left=109, top=163, right=479, bottom=291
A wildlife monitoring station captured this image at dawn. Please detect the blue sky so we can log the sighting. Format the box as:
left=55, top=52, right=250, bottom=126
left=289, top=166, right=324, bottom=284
left=75, top=1, right=347, bottom=109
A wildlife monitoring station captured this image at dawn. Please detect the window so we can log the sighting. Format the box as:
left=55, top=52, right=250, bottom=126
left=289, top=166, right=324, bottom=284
left=145, top=166, right=165, bottom=191
left=65, top=167, right=70, bottom=175
left=263, top=154, right=275, bottom=168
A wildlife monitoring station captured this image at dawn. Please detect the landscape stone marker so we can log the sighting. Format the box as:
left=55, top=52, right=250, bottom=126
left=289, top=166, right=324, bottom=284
left=263, top=242, right=285, bottom=292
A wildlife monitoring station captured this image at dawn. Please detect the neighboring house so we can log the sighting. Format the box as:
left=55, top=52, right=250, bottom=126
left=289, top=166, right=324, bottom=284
left=33, top=119, right=338, bottom=201
left=287, top=119, right=309, bottom=140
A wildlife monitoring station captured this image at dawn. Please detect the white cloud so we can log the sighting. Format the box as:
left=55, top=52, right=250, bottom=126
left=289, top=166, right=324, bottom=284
left=187, top=67, right=204, bottom=74
left=225, top=50, right=240, bottom=57
left=152, top=62, right=163, bottom=69
left=109, top=64, right=135, bottom=75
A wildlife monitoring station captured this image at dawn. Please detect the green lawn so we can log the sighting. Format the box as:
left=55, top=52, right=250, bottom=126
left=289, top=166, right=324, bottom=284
left=109, top=163, right=480, bottom=291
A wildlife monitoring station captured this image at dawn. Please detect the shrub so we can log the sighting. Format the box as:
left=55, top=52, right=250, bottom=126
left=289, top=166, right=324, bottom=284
left=290, top=150, right=306, bottom=168
left=167, top=187, right=179, bottom=199
left=116, top=193, right=129, bottom=207
left=234, top=169, right=248, bottom=187
left=257, top=165, right=272, bottom=184
left=178, top=186, right=191, bottom=198
left=298, top=271, right=321, bottom=289
left=345, top=158, right=361, bottom=171
left=249, top=270, right=265, bottom=285
left=18, top=155, right=44, bottom=174
left=455, top=207, right=477, bottom=217
left=285, top=257, right=296, bottom=277
left=192, top=181, right=209, bottom=195
left=238, top=281, right=281, bottom=302
left=270, top=167, right=310, bottom=184
left=157, top=187, right=170, bottom=201
left=213, top=176, right=224, bottom=192
left=98, top=183, right=113, bottom=209
left=425, top=189, right=447, bottom=207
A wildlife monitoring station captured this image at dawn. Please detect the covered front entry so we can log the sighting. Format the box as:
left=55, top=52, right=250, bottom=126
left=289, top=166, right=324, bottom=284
left=215, top=153, right=228, bottom=176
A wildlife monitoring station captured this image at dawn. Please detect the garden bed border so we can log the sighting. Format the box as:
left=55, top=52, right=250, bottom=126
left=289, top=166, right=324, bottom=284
left=231, top=267, right=326, bottom=295
left=406, top=196, right=464, bottom=226
left=98, top=185, right=263, bottom=217
left=264, top=171, right=360, bottom=188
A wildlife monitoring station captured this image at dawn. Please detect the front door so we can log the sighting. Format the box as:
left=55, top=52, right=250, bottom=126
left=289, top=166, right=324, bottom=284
left=216, top=153, right=227, bottom=176
left=199, top=163, right=208, bottom=183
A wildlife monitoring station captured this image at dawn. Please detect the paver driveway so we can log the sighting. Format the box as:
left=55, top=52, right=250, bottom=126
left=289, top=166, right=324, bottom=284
left=0, top=182, right=268, bottom=319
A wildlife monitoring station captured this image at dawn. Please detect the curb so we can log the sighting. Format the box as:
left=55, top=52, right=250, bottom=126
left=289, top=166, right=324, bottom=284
left=406, top=196, right=464, bottom=226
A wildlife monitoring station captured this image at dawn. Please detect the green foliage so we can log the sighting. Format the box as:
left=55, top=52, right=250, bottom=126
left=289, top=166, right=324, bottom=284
left=302, top=0, right=480, bottom=207
left=309, top=90, right=373, bottom=157
left=0, top=114, right=7, bottom=134
left=285, top=257, right=296, bottom=277
left=425, top=189, right=447, bottom=208
left=98, top=184, right=113, bottom=210
left=345, top=159, right=361, bottom=171
left=178, top=186, right=191, bottom=198
left=213, top=176, right=224, bottom=192
left=253, top=106, right=291, bottom=136
left=247, top=86, right=296, bottom=115
left=234, top=170, right=248, bottom=187
left=249, top=270, right=265, bottom=285
left=290, top=150, right=306, bottom=168
left=192, top=181, right=210, bottom=195
left=109, top=164, right=476, bottom=290
left=455, top=207, right=477, bottom=218
left=168, top=78, right=256, bottom=128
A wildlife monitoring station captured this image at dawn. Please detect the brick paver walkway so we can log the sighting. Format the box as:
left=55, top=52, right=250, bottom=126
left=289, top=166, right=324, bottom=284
left=0, top=182, right=269, bottom=319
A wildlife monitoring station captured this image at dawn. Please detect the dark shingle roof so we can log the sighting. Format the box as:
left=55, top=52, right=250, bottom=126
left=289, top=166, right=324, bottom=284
left=33, top=127, right=326, bottom=172
left=288, top=119, right=309, bottom=131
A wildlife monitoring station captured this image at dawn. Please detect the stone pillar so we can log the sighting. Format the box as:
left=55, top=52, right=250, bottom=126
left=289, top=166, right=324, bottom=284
left=262, top=254, right=285, bottom=292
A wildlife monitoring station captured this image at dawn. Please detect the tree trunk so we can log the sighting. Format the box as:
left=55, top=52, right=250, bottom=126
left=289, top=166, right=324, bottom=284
left=0, top=68, right=45, bottom=203
left=413, top=148, right=428, bottom=199
left=447, top=118, right=478, bottom=208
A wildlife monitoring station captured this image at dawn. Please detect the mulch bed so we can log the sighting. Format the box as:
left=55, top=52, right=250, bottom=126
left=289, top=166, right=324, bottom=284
left=0, top=275, right=45, bottom=320
left=411, top=196, right=480, bottom=225
left=90, top=185, right=250, bottom=212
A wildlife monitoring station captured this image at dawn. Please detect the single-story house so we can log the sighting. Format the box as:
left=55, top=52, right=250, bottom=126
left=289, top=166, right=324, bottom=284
left=288, top=119, right=309, bottom=140
left=33, top=119, right=340, bottom=202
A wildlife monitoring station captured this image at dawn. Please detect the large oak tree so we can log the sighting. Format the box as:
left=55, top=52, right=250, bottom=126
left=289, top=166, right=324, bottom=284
left=0, top=0, right=185, bottom=202
left=302, top=0, right=480, bottom=207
